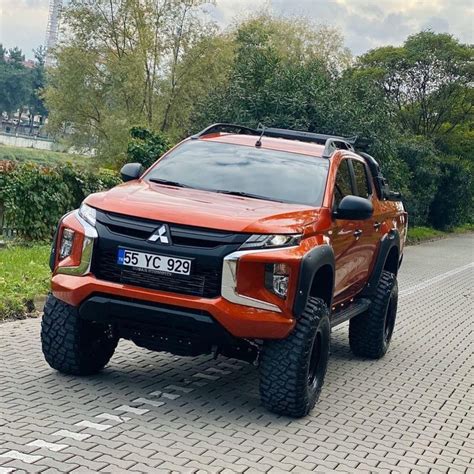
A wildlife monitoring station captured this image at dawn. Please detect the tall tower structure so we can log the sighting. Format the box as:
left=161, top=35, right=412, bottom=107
left=45, top=0, right=63, bottom=66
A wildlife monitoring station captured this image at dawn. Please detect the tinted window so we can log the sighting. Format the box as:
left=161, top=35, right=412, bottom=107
left=334, top=160, right=352, bottom=207
left=352, top=160, right=371, bottom=198
left=145, top=140, right=329, bottom=206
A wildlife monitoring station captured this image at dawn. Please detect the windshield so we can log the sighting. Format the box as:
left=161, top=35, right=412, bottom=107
left=144, top=140, right=329, bottom=206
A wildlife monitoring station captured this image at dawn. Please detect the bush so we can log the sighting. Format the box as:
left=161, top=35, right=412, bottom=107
left=126, top=127, right=170, bottom=169
left=429, top=156, right=473, bottom=230
left=395, top=136, right=441, bottom=227
left=0, top=162, right=120, bottom=241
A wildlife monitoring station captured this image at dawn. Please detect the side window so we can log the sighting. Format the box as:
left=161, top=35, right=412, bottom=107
left=352, top=160, right=371, bottom=198
left=334, top=160, right=352, bottom=208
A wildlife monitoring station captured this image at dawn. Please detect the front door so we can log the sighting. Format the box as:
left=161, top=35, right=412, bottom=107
left=331, top=158, right=376, bottom=304
left=331, top=159, right=361, bottom=304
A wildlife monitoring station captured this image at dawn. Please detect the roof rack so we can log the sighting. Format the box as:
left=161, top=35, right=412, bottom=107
left=192, top=123, right=357, bottom=158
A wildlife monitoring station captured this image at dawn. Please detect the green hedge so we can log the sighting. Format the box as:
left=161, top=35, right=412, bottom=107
left=0, top=162, right=120, bottom=241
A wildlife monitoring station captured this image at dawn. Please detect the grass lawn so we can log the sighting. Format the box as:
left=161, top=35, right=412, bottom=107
left=0, top=144, right=93, bottom=168
left=407, top=224, right=473, bottom=244
left=0, top=244, right=51, bottom=320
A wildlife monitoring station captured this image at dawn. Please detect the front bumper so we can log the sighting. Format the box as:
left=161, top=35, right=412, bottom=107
left=51, top=273, right=295, bottom=339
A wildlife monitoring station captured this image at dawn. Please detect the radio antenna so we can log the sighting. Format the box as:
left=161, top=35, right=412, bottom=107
left=255, top=124, right=265, bottom=148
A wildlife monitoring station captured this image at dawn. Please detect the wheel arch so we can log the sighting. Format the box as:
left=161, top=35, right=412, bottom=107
left=384, top=245, right=400, bottom=276
left=362, top=229, right=400, bottom=296
left=294, top=245, right=335, bottom=317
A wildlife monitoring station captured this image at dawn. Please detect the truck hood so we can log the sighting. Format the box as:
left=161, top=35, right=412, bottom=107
left=86, top=180, right=319, bottom=234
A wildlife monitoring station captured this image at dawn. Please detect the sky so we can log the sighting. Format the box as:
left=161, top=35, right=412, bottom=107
left=1, top=0, right=473, bottom=59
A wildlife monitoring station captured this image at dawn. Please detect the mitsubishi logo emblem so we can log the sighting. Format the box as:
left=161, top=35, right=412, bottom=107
left=148, top=224, right=171, bottom=244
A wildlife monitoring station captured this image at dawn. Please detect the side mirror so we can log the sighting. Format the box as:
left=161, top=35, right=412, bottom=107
left=120, top=163, right=144, bottom=182
left=334, top=195, right=373, bottom=220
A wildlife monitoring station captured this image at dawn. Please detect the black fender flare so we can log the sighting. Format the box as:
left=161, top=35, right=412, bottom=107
left=293, top=245, right=335, bottom=318
left=361, top=229, right=400, bottom=296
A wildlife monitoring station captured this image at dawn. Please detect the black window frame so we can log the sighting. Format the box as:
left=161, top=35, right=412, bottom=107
left=332, top=157, right=374, bottom=211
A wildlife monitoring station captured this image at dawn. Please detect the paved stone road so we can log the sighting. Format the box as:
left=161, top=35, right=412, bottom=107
left=1, top=234, right=473, bottom=473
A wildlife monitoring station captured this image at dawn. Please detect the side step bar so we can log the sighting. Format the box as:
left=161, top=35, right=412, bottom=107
left=331, top=298, right=371, bottom=328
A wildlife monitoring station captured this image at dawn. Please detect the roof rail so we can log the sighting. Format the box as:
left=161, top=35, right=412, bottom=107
left=192, top=123, right=357, bottom=158
left=191, top=123, right=259, bottom=139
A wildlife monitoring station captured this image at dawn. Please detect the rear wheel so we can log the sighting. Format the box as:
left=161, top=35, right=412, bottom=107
left=259, top=297, right=330, bottom=418
left=41, top=294, right=118, bottom=375
left=349, top=270, right=398, bottom=359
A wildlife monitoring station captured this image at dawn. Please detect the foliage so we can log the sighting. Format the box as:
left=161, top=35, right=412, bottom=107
left=28, top=47, right=48, bottom=120
left=0, top=244, right=51, bottom=320
left=358, top=32, right=473, bottom=139
left=429, top=156, right=473, bottom=230
left=0, top=46, right=32, bottom=117
left=0, top=162, right=120, bottom=241
left=126, top=127, right=171, bottom=169
left=44, top=0, right=218, bottom=159
left=395, top=136, right=441, bottom=227
left=191, top=15, right=352, bottom=132
left=0, top=45, right=48, bottom=122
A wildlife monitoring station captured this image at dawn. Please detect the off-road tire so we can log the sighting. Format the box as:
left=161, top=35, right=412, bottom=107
left=259, top=297, right=330, bottom=418
left=349, top=270, right=398, bottom=359
left=41, top=294, right=118, bottom=375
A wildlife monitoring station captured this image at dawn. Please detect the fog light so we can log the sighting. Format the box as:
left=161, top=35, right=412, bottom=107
left=59, top=228, right=75, bottom=260
left=265, top=263, right=290, bottom=299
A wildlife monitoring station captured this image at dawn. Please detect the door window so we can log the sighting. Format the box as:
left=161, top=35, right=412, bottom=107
left=334, top=160, right=353, bottom=208
left=352, top=160, right=371, bottom=198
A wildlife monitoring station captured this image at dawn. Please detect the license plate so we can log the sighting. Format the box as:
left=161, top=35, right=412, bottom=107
left=117, top=248, right=192, bottom=275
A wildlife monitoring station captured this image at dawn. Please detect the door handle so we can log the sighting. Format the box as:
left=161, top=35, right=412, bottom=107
left=374, top=221, right=382, bottom=230
left=353, top=229, right=363, bottom=239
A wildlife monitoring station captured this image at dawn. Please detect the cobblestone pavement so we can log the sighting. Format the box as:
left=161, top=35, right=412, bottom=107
left=1, top=234, right=473, bottom=473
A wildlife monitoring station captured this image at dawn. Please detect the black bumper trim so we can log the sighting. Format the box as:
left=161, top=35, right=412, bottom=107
left=79, top=295, right=214, bottom=327
left=78, top=294, right=258, bottom=361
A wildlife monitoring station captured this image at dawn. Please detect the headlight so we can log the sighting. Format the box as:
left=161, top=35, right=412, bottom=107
left=265, top=263, right=290, bottom=299
left=79, top=202, right=96, bottom=227
left=59, top=228, right=75, bottom=260
left=240, top=234, right=302, bottom=250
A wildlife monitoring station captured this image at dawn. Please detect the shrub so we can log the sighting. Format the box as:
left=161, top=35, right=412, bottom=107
left=126, top=127, right=171, bottom=169
left=395, top=136, right=441, bottom=227
left=429, top=156, right=473, bottom=230
left=0, top=162, right=120, bottom=241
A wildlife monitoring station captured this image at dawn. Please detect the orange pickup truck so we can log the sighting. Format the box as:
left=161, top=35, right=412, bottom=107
left=42, top=124, right=407, bottom=417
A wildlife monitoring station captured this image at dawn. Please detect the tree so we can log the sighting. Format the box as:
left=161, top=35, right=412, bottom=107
left=0, top=46, right=31, bottom=119
left=358, top=32, right=474, bottom=139
left=395, top=136, right=442, bottom=227
left=191, top=15, right=352, bottom=132
left=44, top=0, right=218, bottom=159
left=28, top=47, right=48, bottom=132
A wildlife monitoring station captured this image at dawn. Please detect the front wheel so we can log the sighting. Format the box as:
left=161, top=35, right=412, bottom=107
left=41, top=294, right=118, bottom=375
left=259, top=297, right=330, bottom=418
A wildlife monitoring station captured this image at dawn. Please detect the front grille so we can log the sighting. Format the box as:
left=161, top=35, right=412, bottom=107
left=94, top=249, right=221, bottom=298
left=91, top=210, right=248, bottom=298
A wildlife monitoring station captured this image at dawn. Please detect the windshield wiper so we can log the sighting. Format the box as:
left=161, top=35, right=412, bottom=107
left=214, top=189, right=283, bottom=203
left=148, top=178, right=191, bottom=188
